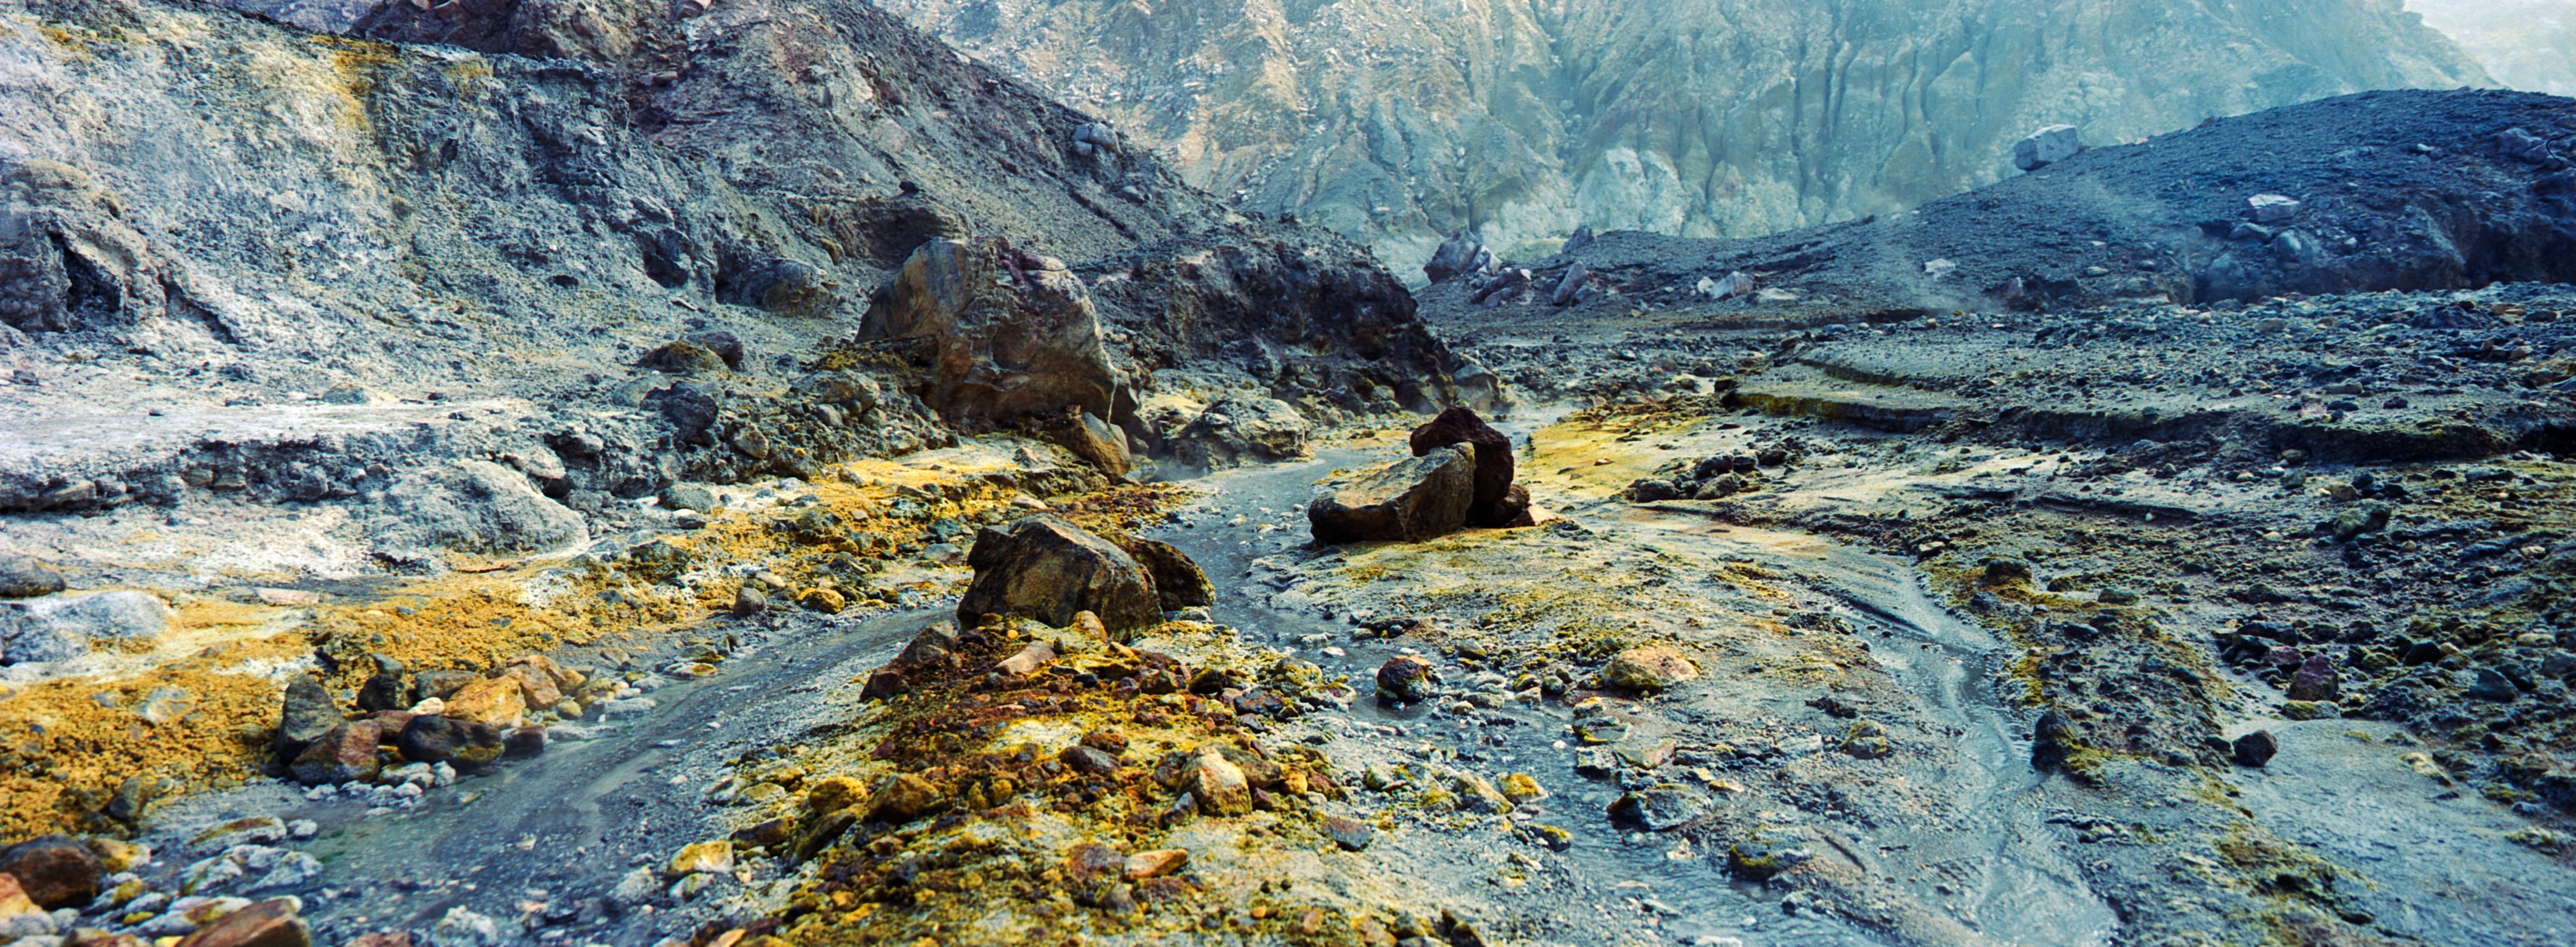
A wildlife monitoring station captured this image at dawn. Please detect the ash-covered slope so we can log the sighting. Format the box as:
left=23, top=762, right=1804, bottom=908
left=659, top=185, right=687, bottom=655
left=0, top=0, right=1454, bottom=523
left=885, top=0, right=2491, bottom=278
left=1434, top=89, right=2576, bottom=324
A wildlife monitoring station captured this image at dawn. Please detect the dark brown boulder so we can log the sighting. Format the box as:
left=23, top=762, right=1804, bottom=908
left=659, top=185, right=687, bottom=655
left=273, top=676, right=340, bottom=760
left=957, top=516, right=1161, bottom=635
left=1409, top=407, right=1520, bottom=527
left=1121, top=538, right=1213, bottom=611
left=0, top=834, right=101, bottom=908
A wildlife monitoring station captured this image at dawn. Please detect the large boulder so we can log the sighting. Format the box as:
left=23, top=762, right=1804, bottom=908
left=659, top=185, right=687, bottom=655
left=957, top=516, right=1161, bottom=634
left=0, top=590, right=171, bottom=665
left=1170, top=397, right=1313, bottom=469
left=1408, top=406, right=1519, bottom=527
left=1422, top=232, right=1494, bottom=283
left=366, top=461, right=588, bottom=564
left=1308, top=445, right=1475, bottom=544
left=865, top=238, right=1120, bottom=428
left=289, top=721, right=383, bottom=785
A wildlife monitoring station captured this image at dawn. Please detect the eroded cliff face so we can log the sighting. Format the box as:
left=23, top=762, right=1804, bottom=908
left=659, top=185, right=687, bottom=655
left=885, top=0, right=2493, bottom=279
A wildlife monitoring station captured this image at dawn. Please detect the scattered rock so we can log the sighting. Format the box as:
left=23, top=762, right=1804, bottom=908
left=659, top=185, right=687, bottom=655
left=1045, top=408, right=1132, bottom=476
left=1170, top=397, right=1315, bottom=469
left=441, top=677, right=527, bottom=728
left=1060, top=745, right=1122, bottom=777
left=1601, top=646, right=1698, bottom=689
left=1452, top=774, right=1513, bottom=814
left=1375, top=655, right=1438, bottom=702
left=1308, top=444, right=1476, bottom=544
left=1324, top=815, right=1374, bottom=851
left=2231, top=730, right=2279, bottom=767
left=1608, top=784, right=1708, bottom=831
left=2013, top=124, right=2082, bottom=171
left=2286, top=654, right=2339, bottom=702
left=867, top=774, right=947, bottom=824
left=173, top=896, right=307, bottom=947
left=396, top=715, right=505, bottom=767
left=2031, top=709, right=2086, bottom=772
left=1408, top=407, right=1521, bottom=527
left=1121, top=849, right=1187, bottom=881
left=273, top=678, right=340, bottom=759
left=2465, top=666, right=2522, bottom=701
left=1185, top=752, right=1253, bottom=816
left=666, top=841, right=734, bottom=876
left=1727, top=833, right=1811, bottom=880
left=957, top=516, right=1162, bottom=634
left=731, top=587, right=769, bottom=617
left=289, top=721, right=382, bottom=785
left=2246, top=193, right=2302, bottom=224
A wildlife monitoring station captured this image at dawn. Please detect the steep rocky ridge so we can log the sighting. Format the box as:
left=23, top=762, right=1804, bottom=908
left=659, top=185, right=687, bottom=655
left=0, top=0, right=1453, bottom=519
left=885, top=0, right=2492, bottom=278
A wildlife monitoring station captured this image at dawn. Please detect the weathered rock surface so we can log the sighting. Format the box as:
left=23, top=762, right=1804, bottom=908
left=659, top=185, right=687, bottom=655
left=0, top=590, right=170, bottom=664
left=1308, top=445, right=1476, bottom=544
left=864, top=238, right=1122, bottom=429
left=956, top=516, right=1161, bottom=633
left=0, top=556, right=65, bottom=599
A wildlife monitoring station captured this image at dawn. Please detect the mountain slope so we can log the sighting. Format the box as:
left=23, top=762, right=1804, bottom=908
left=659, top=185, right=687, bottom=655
left=886, top=0, right=2494, bottom=278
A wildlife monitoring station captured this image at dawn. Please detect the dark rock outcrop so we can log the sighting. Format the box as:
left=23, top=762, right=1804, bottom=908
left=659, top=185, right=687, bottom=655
left=1121, top=539, right=1213, bottom=612
left=865, top=238, right=1122, bottom=429
left=1408, top=407, right=1519, bottom=527
left=956, top=516, right=1161, bottom=634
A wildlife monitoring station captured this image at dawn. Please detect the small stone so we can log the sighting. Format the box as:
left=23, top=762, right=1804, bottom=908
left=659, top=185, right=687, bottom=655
left=2232, top=730, right=2279, bottom=767
left=290, top=721, right=382, bottom=785
left=274, top=678, right=341, bottom=759
left=666, top=841, right=734, bottom=876
left=1728, top=833, right=1810, bottom=880
left=253, top=588, right=320, bottom=607
left=731, top=587, right=768, bottom=618
left=803, top=777, right=868, bottom=814
left=799, top=588, right=846, bottom=614
left=189, top=817, right=286, bottom=853
left=1122, top=849, right=1187, bottom=880
left=1452, top=774, right=1513, bottom=814
left=1601, top=646, right=1697, bottom=690
left=1060, top=745, right=1121, bottom=777
left=866, top=774, right=946, bottom=824
left=1607, top=784, right=1708, bottom=831
left=2286, top=654, right=2339, bottom=702
left=2246, top=193, right=2301, bottom=224
left=2465, top=667, right=2521, bottom=701
left=1324, top=816, right=1374, bottom=851
left=1497, top=773, right=1547, bottom=803
left=1186, top=753, right=1253, bottom=816
left=995, top=642, right=1054, bottom=676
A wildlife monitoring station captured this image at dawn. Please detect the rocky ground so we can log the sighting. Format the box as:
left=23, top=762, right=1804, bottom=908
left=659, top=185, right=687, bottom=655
left=0, top=1, right=2574, bottom=946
